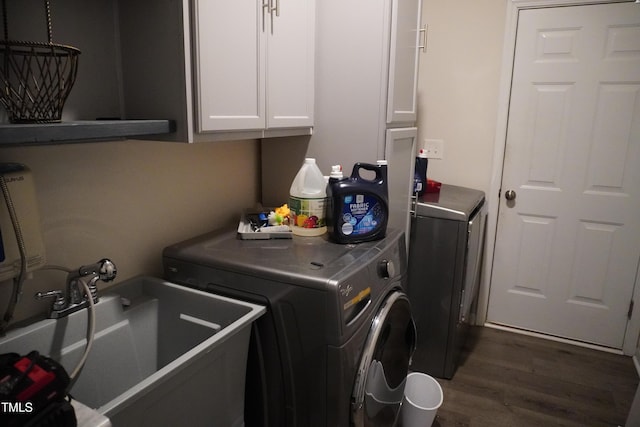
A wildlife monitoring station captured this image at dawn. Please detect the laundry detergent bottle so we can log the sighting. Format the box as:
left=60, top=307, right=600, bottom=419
left=327, top=161, right=389, bottom=244
left=413, top=148, right=428, bottom=196
left=289, top=158, right=328, bottom=236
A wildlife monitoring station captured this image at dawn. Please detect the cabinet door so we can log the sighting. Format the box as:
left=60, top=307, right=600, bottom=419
left=194, top=0, right=266, bottom=132
left=385, top=127, right=417, bottom=253
left=266, top=0, right=315, bottom=128
left=386, top=0, right=423, bottom=124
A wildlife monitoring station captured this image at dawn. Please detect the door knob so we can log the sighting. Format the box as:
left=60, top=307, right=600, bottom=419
left=505, top=190, right=517, bottom=201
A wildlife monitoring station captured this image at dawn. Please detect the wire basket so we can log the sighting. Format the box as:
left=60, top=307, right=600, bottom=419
left=0, top=0, right=80, bottom=123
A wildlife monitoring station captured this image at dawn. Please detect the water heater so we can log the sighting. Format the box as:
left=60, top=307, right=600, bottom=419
left=0, top=163, right=46, bottom=282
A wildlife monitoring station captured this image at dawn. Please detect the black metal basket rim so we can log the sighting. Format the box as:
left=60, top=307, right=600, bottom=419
left=0, top=40, right=80, bottom=54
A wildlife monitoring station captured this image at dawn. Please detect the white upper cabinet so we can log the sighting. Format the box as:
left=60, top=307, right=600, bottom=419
left=194, top=0, right=314, bottom=133
left=120, top=0, right=314, bottom=142
left=308, top=0, right=424, bottom=169
left=387, top=0, right=423, bottom=124
left=194, top=1, right=265, bottom=132
left=265, top=0, right=315, bottom=129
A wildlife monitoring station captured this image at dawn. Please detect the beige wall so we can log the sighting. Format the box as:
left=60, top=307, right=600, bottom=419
left=417, top=0, right=507, bottom=195
left=0, top=139, right=260, bottom=324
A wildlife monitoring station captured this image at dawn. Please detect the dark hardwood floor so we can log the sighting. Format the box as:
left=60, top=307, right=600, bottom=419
left=421, top=326, right=638, bottom=427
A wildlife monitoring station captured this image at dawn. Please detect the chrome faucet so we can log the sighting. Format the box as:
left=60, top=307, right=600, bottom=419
left=36, top=259, right=117, bottom=319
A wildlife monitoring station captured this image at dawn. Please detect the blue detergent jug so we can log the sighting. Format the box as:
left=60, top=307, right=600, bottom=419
left=327, top=161, right=389, bottom=244
left=413, top=149, right=428, bottom=196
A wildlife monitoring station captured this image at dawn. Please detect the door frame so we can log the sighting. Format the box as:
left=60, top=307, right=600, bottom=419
left=478, top=0, right=640, bottom=355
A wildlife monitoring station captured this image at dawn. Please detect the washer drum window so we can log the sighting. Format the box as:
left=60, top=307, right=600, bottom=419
left=351, top=291, right=416, bottom=426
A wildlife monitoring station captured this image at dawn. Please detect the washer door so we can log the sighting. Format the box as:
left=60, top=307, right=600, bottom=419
left=352, top=290, right=416, bottom=426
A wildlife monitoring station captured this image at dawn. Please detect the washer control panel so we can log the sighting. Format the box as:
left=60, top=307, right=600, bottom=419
left=337, top=236, right=405, bottom=330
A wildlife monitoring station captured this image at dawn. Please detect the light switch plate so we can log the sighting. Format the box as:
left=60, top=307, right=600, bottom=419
left=424, top=139, right=444, bottom=159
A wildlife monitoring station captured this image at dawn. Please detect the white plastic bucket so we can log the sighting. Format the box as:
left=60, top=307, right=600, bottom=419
left=401, top=372, right=443, bottom=427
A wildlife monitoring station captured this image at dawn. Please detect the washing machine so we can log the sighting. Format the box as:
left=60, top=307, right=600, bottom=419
left=162, top=227, right=416, bottom=426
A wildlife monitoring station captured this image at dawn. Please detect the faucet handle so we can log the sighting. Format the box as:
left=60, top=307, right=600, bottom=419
left=97, top=259, right=117, bottom=282
left=35, top=290, right=66, bottom=310
left=78, top=258, right=117, bottom=282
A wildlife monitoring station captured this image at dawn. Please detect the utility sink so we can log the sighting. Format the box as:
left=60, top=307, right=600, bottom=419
left=0, top=276, right=265, bottom=427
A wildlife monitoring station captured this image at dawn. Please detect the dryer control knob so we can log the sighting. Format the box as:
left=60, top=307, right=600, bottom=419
left=378, top=260, right=395, bottom=279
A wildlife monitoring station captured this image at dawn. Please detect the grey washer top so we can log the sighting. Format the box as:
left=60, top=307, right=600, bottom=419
left=163, top=227, right=405, bottom=292
left=415, top=184, right=485, bottom=221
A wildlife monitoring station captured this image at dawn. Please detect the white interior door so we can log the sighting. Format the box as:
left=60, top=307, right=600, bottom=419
left=487, top=2, right=640, bottom=348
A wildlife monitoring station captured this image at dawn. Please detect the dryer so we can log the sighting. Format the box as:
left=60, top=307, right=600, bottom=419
left=163, top=228, right=415, bottom=426
left=408, top=184, right=487, bottom=379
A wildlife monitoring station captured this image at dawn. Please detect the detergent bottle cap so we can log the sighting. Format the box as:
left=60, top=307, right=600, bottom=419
left=417, top=148, right=428, bottom=158
left=330, top=165, right=343, bottom=179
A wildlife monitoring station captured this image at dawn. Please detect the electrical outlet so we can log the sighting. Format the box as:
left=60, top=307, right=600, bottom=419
left=424, top=139, right=444, bottom=159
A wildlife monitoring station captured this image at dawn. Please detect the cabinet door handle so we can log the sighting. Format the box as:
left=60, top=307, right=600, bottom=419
left=410, top=194, right=417, bottom=217
left=269, top=0, right=279, bottom=34
left=262, top=0, right=269, bottom=32
left=418, top=25, right=427, bottom=53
